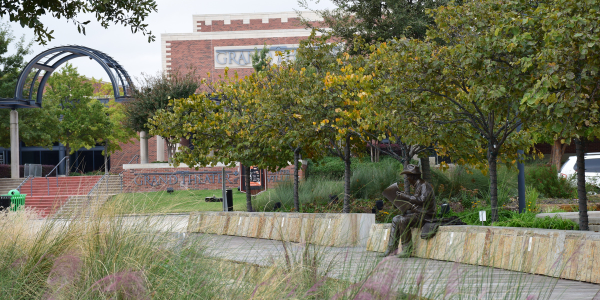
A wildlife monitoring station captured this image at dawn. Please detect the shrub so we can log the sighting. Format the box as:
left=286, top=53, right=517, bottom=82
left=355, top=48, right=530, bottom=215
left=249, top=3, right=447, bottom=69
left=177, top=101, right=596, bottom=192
left=431, top=166, right=492, bottom=200
left=453, top=207, right=579, bottom=230
left=306, top=157, right=346, bottom=179
left=254, top=178, right=343, bottom=211
left=494, top=212, right=579, bottom=230
left=526, top=165, right=574, bottom=198
left=350, top=157, right=402, bottom=199
left=525, top=186, right=540, bottom=212
left=306, top=156, right=374, bottom=180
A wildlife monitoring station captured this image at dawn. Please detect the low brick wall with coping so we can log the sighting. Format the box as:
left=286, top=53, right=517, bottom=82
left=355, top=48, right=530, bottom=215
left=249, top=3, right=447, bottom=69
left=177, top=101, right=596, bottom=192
left=121, top=163, right=305, bottom=193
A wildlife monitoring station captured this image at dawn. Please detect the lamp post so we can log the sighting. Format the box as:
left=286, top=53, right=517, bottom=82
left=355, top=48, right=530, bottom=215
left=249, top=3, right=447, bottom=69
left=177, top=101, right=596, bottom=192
left=517, top=123, right=526, bottom=213
left=10, top=109, right=19, bottom=178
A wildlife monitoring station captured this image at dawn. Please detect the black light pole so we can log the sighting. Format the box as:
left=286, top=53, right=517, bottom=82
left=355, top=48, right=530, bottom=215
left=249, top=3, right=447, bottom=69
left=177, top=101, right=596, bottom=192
left=517, top=123, right=526, bottom=213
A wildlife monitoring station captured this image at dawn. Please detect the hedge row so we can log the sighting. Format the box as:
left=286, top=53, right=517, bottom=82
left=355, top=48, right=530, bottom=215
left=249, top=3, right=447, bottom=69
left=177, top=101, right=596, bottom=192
left=0, top=165, right=56, bottom=178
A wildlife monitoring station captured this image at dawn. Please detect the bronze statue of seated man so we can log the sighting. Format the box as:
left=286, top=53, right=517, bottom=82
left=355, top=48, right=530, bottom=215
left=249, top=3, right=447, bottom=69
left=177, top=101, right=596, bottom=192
left=381, top=164, right=436, bottom=258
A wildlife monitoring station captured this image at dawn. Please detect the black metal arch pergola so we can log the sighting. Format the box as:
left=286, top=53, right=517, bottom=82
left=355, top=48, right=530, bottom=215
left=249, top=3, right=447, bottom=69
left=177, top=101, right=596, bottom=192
left=0, top=45, right=134, bottom=109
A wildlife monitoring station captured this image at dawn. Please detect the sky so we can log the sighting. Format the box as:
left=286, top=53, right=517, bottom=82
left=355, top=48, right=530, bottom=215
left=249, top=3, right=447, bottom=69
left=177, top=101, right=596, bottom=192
left=3, top=0, right=335, bottom=83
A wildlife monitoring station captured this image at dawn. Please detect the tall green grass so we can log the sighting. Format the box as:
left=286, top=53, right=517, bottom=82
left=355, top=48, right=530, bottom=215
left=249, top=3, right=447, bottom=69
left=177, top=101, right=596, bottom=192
left=255, top=158, right=401, bottom=211
left=0, top=193, right=571, bottom=299
left=254, top=178, right=343, bottom=211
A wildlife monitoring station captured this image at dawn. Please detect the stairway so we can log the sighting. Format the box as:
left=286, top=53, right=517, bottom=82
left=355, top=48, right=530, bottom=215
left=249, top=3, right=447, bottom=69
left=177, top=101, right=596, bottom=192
left=0, top=178, right=26, bottom=195
left=20, top=176, right=102, bottom=217
left=54, top=175, right=123, bottom=218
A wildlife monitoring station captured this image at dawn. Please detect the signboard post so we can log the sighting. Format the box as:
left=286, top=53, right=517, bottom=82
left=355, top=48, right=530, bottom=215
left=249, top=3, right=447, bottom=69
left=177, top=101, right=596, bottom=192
left=479, top=210, right=487, bottom=226
left=222, top=167, right=227, bottom=212
left=239, top=165, right=266, bottom=194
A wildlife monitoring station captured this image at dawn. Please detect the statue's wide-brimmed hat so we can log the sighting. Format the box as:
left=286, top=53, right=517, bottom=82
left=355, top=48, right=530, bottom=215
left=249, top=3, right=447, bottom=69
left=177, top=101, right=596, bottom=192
left=400, top=164, right=422, bottom=175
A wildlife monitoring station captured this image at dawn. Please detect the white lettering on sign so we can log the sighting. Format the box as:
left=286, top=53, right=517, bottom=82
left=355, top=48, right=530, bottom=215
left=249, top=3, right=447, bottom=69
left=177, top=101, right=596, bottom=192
left=214, top=44, right=299, bottom=69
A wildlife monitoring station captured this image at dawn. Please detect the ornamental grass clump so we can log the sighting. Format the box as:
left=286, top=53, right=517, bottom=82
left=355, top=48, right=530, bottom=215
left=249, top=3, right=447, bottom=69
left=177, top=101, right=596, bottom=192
left=0, top=186, right=580, bottom=299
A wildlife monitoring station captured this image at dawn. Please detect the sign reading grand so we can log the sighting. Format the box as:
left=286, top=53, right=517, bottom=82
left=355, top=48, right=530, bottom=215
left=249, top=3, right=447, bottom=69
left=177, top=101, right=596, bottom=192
left=214, top=44, right=298, bottom=69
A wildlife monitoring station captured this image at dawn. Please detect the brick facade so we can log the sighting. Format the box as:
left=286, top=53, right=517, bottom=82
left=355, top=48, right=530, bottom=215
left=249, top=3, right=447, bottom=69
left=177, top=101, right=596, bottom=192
left=535, top=140, right=600, bottom=155
left=161, top=11, right=324, bottom=74
left=106, top=12, right=323, bottom=174
left=167, top=36, right=308, bottom=79
left=110, top=133, right=168, bottom=173
left=122, top=164, right=304, bottom=193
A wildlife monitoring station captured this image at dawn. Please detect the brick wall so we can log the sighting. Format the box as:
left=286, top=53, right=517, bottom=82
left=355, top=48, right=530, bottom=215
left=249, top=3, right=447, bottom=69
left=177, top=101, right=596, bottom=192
left=122, top=164, right=304, bottom=193
left=196, top=17, right=321, bottom=32
left=166, top=36, right=306, bottom=80
left=162, top=11, right=325, bottom=75
left=535, top=140, right=600, bottom=155
left=110, top=133, right=168, bottom=173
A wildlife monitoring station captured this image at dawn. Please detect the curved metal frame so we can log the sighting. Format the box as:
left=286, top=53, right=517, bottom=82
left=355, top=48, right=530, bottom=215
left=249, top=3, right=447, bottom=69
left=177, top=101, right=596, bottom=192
left=0, top=45, right=134, bottom=109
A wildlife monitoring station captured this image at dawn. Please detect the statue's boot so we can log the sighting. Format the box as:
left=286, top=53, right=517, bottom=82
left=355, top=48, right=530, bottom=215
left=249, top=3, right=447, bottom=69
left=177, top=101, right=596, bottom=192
left=378, top=236, right=397, bottom=257
left=397, top=242, right=413, bottom=258
left=379, top=247, right=397, bottom=257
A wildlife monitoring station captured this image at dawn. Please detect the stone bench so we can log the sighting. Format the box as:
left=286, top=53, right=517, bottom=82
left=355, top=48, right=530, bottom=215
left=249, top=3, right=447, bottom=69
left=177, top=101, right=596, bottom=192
left=366, top=223, right=600, bottom=284
left=187, top=212, right=375, bottom=247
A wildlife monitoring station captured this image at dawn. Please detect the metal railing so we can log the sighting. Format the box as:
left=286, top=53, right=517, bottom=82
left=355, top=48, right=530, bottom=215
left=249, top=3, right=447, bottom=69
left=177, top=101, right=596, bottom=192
left=118, top=155, right=139, bottom=192
left=45, top=156, right=67, bottom=195
left=87, top=175, right=107, bottom=197
left=17, top=175, right=32, bottom=195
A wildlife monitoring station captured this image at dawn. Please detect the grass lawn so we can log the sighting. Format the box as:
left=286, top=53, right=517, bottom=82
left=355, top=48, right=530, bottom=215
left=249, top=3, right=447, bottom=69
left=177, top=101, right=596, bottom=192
left=105, top=189, right=248, bottom=214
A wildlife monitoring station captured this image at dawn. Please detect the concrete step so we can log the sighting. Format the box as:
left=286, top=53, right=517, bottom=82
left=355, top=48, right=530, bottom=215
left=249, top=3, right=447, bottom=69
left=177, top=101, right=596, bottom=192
left=0, top=178, right=27, bottom=194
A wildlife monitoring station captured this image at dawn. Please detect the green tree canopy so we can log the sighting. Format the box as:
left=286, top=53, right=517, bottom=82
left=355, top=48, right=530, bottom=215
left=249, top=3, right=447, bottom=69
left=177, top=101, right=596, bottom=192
left=520, top=0, right=600, bottom=230
left=0, top=22, right=58, bottom=149
left=0, top=0, right=158, bottom=44
left=45, top=63, right=109, bottom=174
left=300, top=0, right=449, bottom=53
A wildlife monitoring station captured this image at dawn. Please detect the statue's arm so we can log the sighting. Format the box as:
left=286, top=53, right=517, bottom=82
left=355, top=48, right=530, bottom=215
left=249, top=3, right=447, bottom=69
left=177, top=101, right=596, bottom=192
left=406, top=184, right=433, bottom=206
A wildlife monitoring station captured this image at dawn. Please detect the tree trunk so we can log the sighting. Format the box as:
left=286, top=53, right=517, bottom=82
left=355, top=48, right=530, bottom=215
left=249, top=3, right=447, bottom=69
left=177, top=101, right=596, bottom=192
left=343, top=136, right=352, bottom=213
left=65, top=145, right=71, bottom=176
left=575, top=138, right=588, bottom=231
left=293, top=148, right=300, bottom=212
left=370, top=140, right=380, bottom=162
left=104, top=144, right=108, bottom=175
left=166, top=141, right=174, bottom=164
left=551, top=139, right=563, bottom=172
left=488, top=151, right=499, bottom=222
left=403, top=159, right=410, bottom=193
left=245, top=165, right=253, bottom=212
left=420, top=156, right=432, bottom=183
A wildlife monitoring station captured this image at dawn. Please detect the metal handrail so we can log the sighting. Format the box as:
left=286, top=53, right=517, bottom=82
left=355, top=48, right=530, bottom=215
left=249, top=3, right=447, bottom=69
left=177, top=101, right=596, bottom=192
left=126, top=154, right=139, bottom=166
left=46, top=156, right=68, bottom=195
left=17, top=175, right=32, bottom=195
left=87, top=175, right=107, bottom=197
left=118, top=155, right=139, bottom=192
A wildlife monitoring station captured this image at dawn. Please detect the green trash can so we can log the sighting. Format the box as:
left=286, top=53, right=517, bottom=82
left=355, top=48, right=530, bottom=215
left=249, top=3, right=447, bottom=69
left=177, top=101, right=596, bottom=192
left=7, top=190, right=25, bottom=211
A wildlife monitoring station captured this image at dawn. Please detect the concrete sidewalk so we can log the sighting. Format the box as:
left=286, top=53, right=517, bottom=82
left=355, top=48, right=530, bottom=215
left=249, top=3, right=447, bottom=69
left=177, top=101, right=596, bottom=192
left=537, top=211, right=600, bottom=231
left=194, top=234, right=600, bottom=300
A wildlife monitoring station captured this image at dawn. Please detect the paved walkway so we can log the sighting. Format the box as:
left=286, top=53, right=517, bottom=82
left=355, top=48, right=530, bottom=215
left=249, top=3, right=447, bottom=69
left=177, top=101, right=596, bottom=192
left=31, top=214, right=600, bottom=299
left=194, top=234, right=600, bottom=300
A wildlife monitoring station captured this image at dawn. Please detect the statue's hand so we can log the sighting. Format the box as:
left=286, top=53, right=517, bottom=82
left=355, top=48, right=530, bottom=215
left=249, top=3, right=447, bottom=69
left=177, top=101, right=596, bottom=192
left=396, top=191, right=408, bottom=200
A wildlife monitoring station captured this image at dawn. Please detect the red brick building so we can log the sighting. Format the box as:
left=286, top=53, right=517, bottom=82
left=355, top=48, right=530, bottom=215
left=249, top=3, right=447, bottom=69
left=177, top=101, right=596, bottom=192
left=111, top=11, right=323, bottom=175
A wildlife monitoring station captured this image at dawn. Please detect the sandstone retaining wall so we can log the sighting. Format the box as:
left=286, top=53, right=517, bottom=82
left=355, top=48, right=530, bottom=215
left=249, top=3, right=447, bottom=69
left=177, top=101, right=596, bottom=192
left=188, top=211, right=375, bottom=247
left=366, top=224, right=600, bottom=284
